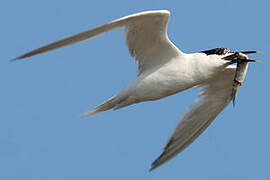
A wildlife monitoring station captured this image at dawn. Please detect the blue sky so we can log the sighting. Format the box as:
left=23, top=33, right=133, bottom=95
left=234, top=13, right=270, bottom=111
left=1, top=0, right=269, bottom=179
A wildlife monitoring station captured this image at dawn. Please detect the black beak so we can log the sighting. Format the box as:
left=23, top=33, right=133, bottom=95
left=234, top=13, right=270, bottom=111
left=239, top=51, right=261, bottom=54
left=222, top=51, right=260, bottom=63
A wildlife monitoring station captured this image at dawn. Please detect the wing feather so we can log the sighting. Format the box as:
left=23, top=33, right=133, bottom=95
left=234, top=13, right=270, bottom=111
left=12, top=10, right=182, bottom=74
left=150, top=67, right=236, bottom=171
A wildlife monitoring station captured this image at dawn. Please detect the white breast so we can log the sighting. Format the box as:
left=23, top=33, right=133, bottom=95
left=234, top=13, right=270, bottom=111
left=127, top=53, right=229, bottom=101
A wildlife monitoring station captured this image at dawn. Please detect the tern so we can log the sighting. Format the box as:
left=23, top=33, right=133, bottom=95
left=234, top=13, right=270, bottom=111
left=12, top=10, right=260, bottom=171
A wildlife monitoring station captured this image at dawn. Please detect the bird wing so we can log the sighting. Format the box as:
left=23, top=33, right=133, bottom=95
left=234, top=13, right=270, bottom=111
left=150, top=66, right=235, bottom=171
left=13, top=10, right=182, bottom=74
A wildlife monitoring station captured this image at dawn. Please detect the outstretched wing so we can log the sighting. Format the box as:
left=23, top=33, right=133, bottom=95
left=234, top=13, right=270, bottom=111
left=150, top=66, right=235, bottom=171
left=12, top=10, right=182, bottom=74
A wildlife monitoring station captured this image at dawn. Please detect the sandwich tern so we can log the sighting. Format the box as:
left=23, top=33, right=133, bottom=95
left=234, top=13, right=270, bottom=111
left=12, top=10, right=260, bottom=171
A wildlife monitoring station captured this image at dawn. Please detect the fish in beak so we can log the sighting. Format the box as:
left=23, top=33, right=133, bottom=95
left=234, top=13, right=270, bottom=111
left=222, top=51, right=260, bottom=106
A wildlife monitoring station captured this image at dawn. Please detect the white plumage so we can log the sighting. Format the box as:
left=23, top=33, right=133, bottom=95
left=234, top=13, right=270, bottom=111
left=13, top=10, right=257, bottom=171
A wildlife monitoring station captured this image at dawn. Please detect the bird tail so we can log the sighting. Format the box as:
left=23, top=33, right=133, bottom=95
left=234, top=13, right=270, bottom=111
left=79, top=94, right=133, bottom=118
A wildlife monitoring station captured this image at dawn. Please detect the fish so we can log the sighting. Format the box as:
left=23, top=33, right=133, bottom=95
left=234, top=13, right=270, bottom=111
left=232, top=60, right=249, bottom=106
left=230, top=52, right=259, bottom=106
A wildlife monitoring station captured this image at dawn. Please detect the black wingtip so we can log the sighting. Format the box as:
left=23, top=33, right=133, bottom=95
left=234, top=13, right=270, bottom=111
left=10, top=57, right=19, bottom=62
left=149, top=153, right=164, bottom=172
left=149, top=168, right=154, bottom=172
left=149, top=164, right=157, bottom=172
left=9, top=55, right=25, bottom=62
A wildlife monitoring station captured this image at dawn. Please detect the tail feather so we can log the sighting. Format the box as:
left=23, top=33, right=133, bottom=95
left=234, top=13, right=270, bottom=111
left=79, top=95, right=132, bottom=118
left=80, top=96, right=117, bottom=118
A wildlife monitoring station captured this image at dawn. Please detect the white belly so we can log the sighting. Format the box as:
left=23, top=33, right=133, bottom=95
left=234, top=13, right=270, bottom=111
left=127, top=54, right=228, bottom=101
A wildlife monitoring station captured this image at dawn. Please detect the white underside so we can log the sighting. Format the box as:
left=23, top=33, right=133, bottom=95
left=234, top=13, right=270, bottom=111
left=83, top=52, right=231, bottom=113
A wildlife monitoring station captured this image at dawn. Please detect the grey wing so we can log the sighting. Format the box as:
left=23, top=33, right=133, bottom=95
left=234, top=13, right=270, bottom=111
left=12, top=10, right=182, bottom=74
left=150, top=67, right=236, bottom=171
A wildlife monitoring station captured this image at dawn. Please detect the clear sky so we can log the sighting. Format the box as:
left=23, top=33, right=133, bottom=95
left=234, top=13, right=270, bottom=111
left=1, top=0, right=269, bottom=179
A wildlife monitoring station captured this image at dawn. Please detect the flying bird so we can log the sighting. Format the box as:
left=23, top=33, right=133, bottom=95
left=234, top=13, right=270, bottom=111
left=12, top=10, right=259, bottom=171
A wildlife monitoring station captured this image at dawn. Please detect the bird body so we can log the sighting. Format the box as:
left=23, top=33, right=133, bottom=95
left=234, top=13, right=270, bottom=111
left=13, top=10, right=259, bottom=171
left=82, top=52, right=230, bottom=116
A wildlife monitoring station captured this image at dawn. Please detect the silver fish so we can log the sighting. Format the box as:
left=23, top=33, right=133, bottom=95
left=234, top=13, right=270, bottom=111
left=231, top=52, right=260, bottom=106
left=231, top=55, right=249, bottom=106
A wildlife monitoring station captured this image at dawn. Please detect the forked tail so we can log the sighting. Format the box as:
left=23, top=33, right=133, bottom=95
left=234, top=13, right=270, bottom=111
left=79, top=94, right=133, bottom=118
